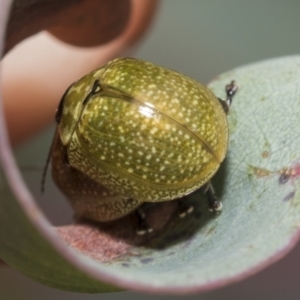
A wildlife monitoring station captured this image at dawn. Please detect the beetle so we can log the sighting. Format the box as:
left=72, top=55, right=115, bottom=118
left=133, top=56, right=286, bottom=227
left=43, top=58, right=237, bottom=234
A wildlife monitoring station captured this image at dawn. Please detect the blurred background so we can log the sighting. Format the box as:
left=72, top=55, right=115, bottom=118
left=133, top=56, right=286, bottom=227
left=1, top=0, right=300, bottom=299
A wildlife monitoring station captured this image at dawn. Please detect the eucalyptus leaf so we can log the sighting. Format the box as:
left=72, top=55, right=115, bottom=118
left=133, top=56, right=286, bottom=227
left=1, top=56, right=300, bottom=294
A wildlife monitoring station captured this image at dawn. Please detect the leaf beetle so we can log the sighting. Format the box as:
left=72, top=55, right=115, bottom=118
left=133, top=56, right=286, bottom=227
left=43, top=58, right=237, bottom=234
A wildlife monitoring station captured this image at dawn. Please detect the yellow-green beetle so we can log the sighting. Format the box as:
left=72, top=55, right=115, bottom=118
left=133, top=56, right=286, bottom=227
left=47, top=58, right=237, bottom=234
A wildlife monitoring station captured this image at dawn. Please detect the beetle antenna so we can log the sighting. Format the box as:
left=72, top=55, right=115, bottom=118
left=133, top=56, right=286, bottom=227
left=41, top=138, right=54, bottom=194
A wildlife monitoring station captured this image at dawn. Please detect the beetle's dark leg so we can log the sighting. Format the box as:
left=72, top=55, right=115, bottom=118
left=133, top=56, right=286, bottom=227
left=225, top=80, right=238, bottom=107
left=204, top=182, right=222, bottom=214
left=136, top=205, right=153, bottom=235
left=177, top=198, right=194, bottom=218
left=218, top=80, right=238, bottom=113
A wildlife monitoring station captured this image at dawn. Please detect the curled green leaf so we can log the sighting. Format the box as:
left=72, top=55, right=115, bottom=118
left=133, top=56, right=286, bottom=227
left=1, top=56, right=300, bottom=294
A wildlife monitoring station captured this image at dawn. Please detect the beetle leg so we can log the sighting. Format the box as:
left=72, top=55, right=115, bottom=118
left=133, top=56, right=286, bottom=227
left=225, top=80, right=238, bottom=107
left=204, top=182, right=223, bottom=214
left=177, top=199, right=194, bottom=218
left=218, top=80, right=238, bottom=113
left=136, top=205, right=153, bottom=235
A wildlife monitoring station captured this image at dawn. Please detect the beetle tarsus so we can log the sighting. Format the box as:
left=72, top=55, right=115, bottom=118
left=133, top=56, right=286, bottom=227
left=136, top=226, right=153, bottom=236
left=178, top=200, right=194, bottom=218
left=218, top=80, right=238, bottom=112
left=136, top=207, right=153, bottom=235
left=204, top=182, right=223, bottom=214
left=208, top=200, right=222, bottom=214
left=225, top=80, right=238, bottom=107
